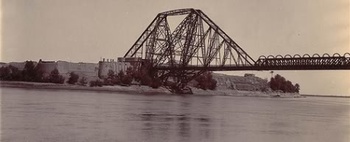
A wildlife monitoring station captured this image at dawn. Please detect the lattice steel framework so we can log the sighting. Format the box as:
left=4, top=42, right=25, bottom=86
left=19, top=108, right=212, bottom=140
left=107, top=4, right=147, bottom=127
left=255, top=53, right=350, bottom=70
left=124, top=8, right=256, bottom=93
left=124, top=8, right=350, bottom=93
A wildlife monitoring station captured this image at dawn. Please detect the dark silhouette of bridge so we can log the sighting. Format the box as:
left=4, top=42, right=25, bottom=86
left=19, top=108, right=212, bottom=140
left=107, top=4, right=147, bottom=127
left=124, top=8, right=350, bottom=93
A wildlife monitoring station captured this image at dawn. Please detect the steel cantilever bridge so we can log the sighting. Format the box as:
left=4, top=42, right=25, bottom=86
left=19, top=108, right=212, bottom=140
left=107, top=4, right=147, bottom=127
left=124, top=8, right=350, bottom=93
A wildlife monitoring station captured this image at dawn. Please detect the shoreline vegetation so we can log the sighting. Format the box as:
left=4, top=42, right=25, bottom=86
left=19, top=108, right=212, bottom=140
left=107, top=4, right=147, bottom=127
left=1, top=60, right=303, bottom=97
left=0, top=81, right=302, bottom=98
left=3, top=81, right=348, bottom=98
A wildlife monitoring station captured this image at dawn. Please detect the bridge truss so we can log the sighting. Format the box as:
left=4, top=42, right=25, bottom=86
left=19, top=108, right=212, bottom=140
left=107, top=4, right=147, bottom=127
left=124, top=8, right=350, bottom=93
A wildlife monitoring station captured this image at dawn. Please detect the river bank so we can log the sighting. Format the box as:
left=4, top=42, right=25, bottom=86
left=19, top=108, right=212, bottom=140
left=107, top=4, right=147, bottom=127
left=0, top=81, right=171, bottom=95
left=0, top=81, right=300, bottom=98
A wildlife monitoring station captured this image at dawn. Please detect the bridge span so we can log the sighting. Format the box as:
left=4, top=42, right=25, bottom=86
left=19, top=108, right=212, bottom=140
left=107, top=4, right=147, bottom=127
left=123, top=8, right=349, bottom=93
left=156, top=53, right=350, bottom=71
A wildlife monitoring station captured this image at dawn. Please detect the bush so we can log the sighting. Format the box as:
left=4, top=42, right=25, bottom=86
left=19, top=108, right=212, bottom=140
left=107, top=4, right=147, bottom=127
left=0, top=66, right=11, bottom=80
left=48, top=69, right=65, bottom=84
left=107, top=70, right=115, bottom=79
left=67, top=72, right=79, bottom=84
left=89, top=79, right=103, bottom=87
left=114, top=70, right=133, bottom=86
left=117, top=70, right=125, bottom=81
left=150, top=77, right=162, bottom=88
left=121, top=74, right=133, bottom=85
left=133, top=67, right=152, bottom=85
left=104, top=70, right=119, bottom=85
left=78, top=77, right=88, bottom=86
left=195, top=72, right=217, bottom=90
left=140, top=75, right=152, bottom=85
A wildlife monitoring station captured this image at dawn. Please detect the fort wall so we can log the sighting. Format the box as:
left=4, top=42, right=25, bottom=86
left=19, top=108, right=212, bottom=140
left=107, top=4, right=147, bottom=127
left=56, top=61, right=99, bottom=79
left=98, top=59, right=131, bottom=78
left=35, top=60, right=99, bottom=80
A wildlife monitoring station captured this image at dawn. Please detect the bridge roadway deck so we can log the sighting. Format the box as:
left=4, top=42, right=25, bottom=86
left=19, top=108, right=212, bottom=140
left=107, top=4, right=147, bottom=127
left=154, top=65, right=350, bottom=71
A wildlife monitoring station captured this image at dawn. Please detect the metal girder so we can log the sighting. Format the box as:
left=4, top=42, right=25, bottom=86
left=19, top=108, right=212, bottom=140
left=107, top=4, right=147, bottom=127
left=124, top=8, right=255, bottom=67
left=123, top=8, right=350, bottom=93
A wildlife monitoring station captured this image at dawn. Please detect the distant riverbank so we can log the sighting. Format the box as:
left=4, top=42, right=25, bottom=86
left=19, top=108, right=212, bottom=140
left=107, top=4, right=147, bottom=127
left=301, top=94, right=350, bottom=98
left=0, top=81, right=300, bottom=98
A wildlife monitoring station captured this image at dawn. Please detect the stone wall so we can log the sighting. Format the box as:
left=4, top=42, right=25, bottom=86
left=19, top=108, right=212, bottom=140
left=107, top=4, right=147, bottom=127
left=36, top=61, right=99, bottom=80
left=38, top=61, right=57, bottom=77
left=56, top=61, right=99, bottom=79
left=8, top=62, right=27, bottom=70
left=98, top=60, right=131, bottom=78
left=213, top=73, right=269, bottom=91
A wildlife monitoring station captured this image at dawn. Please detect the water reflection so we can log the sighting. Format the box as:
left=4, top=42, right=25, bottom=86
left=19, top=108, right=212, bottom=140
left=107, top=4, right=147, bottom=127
left=126, top=95, right=215, bottom=141
left=2, top=88, right=350, bottom=142
left=135, top=111, right=213, bottom=141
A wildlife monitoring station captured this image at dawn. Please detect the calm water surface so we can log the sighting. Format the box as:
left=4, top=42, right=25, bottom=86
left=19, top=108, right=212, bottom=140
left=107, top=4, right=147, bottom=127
left=1, top=88, right=349, bottom=142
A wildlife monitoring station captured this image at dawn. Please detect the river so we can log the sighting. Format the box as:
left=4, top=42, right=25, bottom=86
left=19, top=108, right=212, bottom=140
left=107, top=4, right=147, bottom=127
left=1, top=87, right=349, bottom=142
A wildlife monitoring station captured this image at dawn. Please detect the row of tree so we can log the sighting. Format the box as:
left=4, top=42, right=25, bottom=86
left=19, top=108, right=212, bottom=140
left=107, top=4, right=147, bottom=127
left=269, top=74, right=300, bottom=93
left=2, top=61, right=301, bottom=94
left=1, top=61, right=219, bottom=90
left=100, top=66, right=162, bottom=88
left=101, top=67, right=218, bottom=90
left=0, top=61, right=90, bottom=86
left=67, top=72, right=88, bottom=86
left=0, top=61, right=65, bottom=84
left=0, top=61, right=160, bottom=87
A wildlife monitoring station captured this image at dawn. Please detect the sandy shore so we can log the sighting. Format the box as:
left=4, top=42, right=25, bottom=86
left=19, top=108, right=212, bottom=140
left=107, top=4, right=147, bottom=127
left=0, top=81, right=301, bottom=98
left=0, top=81, right=172, bottom=95
left=191, top=87, right=301, bottom=98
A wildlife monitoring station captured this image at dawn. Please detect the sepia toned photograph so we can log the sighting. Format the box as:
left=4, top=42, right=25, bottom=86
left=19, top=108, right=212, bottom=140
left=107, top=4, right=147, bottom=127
left=1, top=0, right=349, bottom=142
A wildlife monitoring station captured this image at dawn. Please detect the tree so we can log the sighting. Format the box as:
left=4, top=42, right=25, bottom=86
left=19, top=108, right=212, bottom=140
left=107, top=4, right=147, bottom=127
left=104, top=70, right=119, bottom=85
left=0, top=66, right=11, bottom=80
left=9, top=65, right=22, bottom=81
left=49, top=69, right=65, bottom=84
left=22, top=61, right=37, bottom=81
left=21, top=61, right=45, bottom=82
left=117, top=70, right=125, bottom=81
left=269, top=74, right=300, bottom=93
left=195, top=72, right=217, bottom=90
left=67, top=72, right=79, bottom=84
left=294, top=83, right=300, bottom=93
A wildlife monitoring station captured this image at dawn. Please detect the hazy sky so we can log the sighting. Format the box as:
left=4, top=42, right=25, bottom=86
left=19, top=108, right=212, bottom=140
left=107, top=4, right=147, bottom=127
left=1, top=0, right=349, bottom=96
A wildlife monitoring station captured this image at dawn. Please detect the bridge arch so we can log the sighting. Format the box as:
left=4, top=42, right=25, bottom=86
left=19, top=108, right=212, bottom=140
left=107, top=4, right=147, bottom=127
left=333, top=53, right=341, bottom=57
left=293, top=54, right=301, bottom=58
left=312, top=53, right=320, bottom=57
left=344, top=53, right=350, bottom=57
left=284, top=54, right=292, bottom=58
left=258, top=55, right=267, bottom=59
left=276, top=55, right=283, bottom=58
left=267, top=55, right=275, bottom=59
left=323, top=53, right=330, bottom=57
left=303, top=54, right=311, bottom=58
